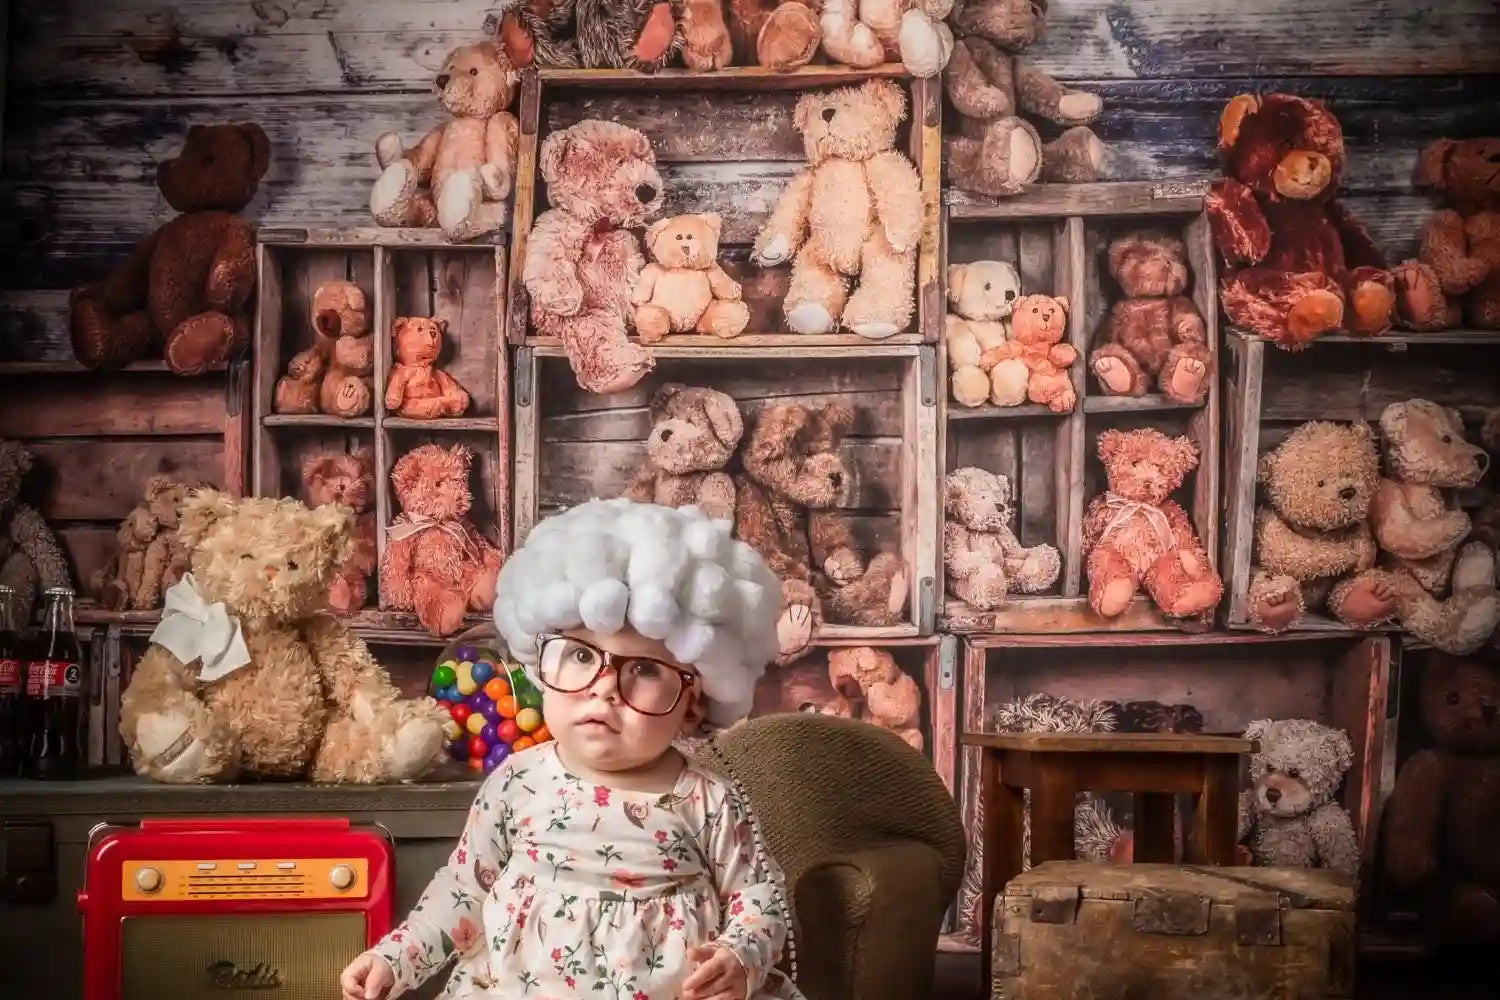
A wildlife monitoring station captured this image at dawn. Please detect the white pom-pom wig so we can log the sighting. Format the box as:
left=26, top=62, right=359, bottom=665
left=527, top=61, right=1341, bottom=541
left=493, top=498, right=782, bottom=728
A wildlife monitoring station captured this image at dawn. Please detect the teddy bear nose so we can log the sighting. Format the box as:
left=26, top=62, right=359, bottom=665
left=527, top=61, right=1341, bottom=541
left=658, top=429, right=673, bottom=442
left=263, top=565, right=279, bottom=580
left=635, top=183, right=658, bottom=204
left=830, top=471, right=844, bottom=490
left=436, top=74, right=450, bottom=89
left=1338, top=486, right=1357, bottom=501
left=1264, top=787, right=1282, bottom=803
left=821, top=107, right=836, bottom=122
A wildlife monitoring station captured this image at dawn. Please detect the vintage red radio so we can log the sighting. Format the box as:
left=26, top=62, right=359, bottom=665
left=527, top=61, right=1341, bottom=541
left=78, top=817, right=395, bottom=1000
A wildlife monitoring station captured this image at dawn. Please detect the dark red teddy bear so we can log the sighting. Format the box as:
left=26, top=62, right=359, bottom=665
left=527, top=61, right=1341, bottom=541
left=1206, top=93, right=1396, bottom=350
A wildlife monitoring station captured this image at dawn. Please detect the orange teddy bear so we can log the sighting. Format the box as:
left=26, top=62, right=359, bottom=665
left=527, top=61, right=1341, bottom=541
left=384, top=317, right=472, bottom=419
left=980, top=293, right=1077, bottom=412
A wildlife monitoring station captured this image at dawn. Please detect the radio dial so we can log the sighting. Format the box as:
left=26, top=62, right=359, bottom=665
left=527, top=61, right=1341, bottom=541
left=135, top=867, right=163, bottom=893
left=329, top=864, right=356, bottom=891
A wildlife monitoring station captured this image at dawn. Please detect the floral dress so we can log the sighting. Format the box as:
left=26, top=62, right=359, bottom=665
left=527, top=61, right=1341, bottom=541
left=370, top=742, right=804, bottom=1000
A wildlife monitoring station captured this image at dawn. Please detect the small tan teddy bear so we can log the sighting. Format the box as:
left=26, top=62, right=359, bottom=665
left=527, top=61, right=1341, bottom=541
left=946, top=260, right=1029, bottom=408
left=94, top=476, right=199, bottom=612
left=944, top=467, right=1061, bottom=609
left=623, top=384, right=744, bottom=522
left=827, top=646, right=924, bottom=751
left=1237, top=718, right=1360, bottom=876
left=632, top=213, right=750, bottom=341
left=980, top=293, right=1077, bottom=413
left=273, top=280, right=375, bottom=418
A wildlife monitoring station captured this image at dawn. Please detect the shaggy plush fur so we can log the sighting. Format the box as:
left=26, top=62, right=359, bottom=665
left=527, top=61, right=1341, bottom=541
left=1383, top=653, right=1500, bottom=944
left=944, top=467, right=1060, bottom=609
left=1089, top=231, right=1212, bottom=405
left=1396, top=138, right=1500, bottom=331
left=828, top=646, right=924, bottom=750
left=624, top=384, right=744, bottom=522
left=370, top=43, right=519, bottom=242
left=753, top=658, right=854, bottom=719
left=119, top=491, right=448, bottom=784
left=810, top=0, right=955, bottom=77
left=632, top=213, right=749, bottom=341
left=941, top=0, right=1103, bottom=197
left=384, top=317, right=472, bottom=419
left=680, top=0, right=733, bottom=69
left=979, top=293, right=1077, bottom=412
left=1237, top=718, right=1360, bottom=876
left=493, top=499, right=781, bottom=727
left=524, top=120, right=663, bottom=394
left=1082, top=429, right=1223, bottom=619
left=752, top=79, right=922, bottom=339
left=92, top=476, right=198, bottom=612
left=273, top=280, right=375, bottom=418
left=380, top=444, right=503, bottom=637
left=946, top=260, right=1028, bottom=408
left=1206, top=93, right=1396, bottom=349
left=71, top=123, right=266, bottom=375
left=0, top=441, right=72, bottom=625
left=301, top=451, right=377, bottom=616
left=499, top=0, right=684, bottom=71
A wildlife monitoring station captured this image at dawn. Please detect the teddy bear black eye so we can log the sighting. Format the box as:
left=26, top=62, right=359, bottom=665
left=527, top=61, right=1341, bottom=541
left=1447, top=691, right=1462, bottom=705
left=240, top=553, right=253, bottom=561
left=1441, top=434, right=1452, bottom=444
left=676, top=233, right=683, bottom=240
left=983, top=283, right=991, bottom=291
left=1316, top=479, right=1326, bottom=488
left=287, top=559, right=299, bottom=571
left=469, top=67, right=478, bottom=76
left=1286, top=768, right=1299, bottom=779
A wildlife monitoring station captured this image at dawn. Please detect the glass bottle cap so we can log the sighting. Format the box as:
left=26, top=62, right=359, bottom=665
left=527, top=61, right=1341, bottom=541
left=42, top=587, right=76, bottom=597
left=0, top=585, right=14, bottom=593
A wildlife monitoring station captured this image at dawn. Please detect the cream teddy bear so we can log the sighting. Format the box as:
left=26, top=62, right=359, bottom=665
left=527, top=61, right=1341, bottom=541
left=1237, top=718, right=1360, bottom=876
left=632, top=213, right=750, bottom=341
left=946, top=259, right=1029, bottom=407
left=944, top=466, right=1061, bottom=609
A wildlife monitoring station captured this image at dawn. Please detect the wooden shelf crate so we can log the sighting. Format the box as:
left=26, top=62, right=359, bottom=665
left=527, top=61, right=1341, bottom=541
left=505, top=66, right=942, bottom=350
left=512, top=343, right=940, bottom=639
left=947, top=631, right=1396, bottom=948
left=1222, top=329, right=1500, bottom=631
left=251, top=229, right=510, bottom=632
left=939, top=182, right=1220, bottom=633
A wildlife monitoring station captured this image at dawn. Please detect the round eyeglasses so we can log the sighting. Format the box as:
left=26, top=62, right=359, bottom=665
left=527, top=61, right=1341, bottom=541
left=534, top=634, right=696, bottom=716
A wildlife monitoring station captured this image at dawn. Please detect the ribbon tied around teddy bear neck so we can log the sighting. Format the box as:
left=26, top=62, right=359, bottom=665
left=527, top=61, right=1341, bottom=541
left=150, top=573, right=253, bottom=682
left=385, top=514, right=483, bottom=560
left=1098, top=492, right=1177, bottom=551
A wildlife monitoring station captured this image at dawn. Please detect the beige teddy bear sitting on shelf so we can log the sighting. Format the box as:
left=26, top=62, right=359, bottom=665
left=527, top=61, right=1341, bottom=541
left=631, top=213, right=750, bottom=341
left=944, top=466, right=1060, bottom=610
left=946, top=259, right=1029, bottom=408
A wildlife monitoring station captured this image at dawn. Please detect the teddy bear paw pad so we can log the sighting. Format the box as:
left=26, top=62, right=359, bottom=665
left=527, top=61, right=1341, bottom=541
left=1339, top=578, right=1398, bottom=625
left=135, top=710, right=210, bottom=779
left=1058, top=92, right=1103, bottom=123
left=370, top=160, right=420, bottom=223
left=1164, top=357, right=1208, bottom=401
left=1350, top=279, right=1396, bottom=333
left=776, top=605, right=815, bottom=657
left=1092, top=356, right=1135, bottom=394
left=848, top=321, right=900, bottom=339
left=786, top=303, right=835, bottom=335
left=1285, top=289, right=1344, bottom=343
left=1095, top=578, right=1137, bottom=619
left=887, top=570, right=910, bottom=616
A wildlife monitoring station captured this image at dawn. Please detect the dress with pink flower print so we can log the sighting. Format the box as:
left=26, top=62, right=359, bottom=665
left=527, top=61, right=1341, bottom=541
left=369, top=742, right=804, bottom=1000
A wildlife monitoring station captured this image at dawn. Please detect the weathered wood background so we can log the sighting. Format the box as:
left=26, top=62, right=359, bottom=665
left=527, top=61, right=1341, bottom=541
left=1, top=0, right=1499, bottom=360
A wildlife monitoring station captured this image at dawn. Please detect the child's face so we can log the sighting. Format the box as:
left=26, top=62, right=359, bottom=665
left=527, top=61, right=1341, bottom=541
left=539, top=627, right=702, bottom=773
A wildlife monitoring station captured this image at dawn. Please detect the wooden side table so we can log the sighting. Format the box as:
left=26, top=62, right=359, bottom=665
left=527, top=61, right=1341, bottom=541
left=962, top=731, right=1254, bottom=986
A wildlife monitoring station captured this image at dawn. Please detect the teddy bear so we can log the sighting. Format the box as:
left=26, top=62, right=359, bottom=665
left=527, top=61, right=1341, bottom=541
left=979, top=293, right=1077, bottom=413
left=524, top=120, right=663, bottom=395
left=381, top=444, right=505, bottom=638
left=1383, top=652, right=1500, bottom=944
left=92, top=476, right=199, bottom=612
left=383, top=317, right=472, bottom=419
left=370, top=43, right=520, bottom=243
left=792, top=0, right=954, bottom=77
left=752, top=79, right=922, bottom=339
left=1082, top=428, right=1223, bottom=620
left=941, top=0, right=1104, bottom=198
left=752, top=658, right=855, bottom=719
left=492, top=0, right=683, bottom=71
left=301, top=450, right=377, bottom=616
left=945, top=259, right=1029, bottom=408
left=734, top=401, right=909, bottom=661
left=273, top=279, right=375, bottom=418
left=631, top=213, right=750, bottom=341
left=623, top=384, right=744, bottom=523
left=827, top=646, right=923, bottom=750
left=0, top=440, right=72, bottom=625
left=71, top=123, right=267, bottom=376
left=679, top=0, right=735, bottom=69
left=1206, top=93, right=1397, bottom=349
left=943, top=466, right=1060, bottom=610
left=1236, top=718, right=1360, bottom=876
left=1088, top=231, right=1212, bottom=406
left=724, top=1, right=822, bottom=70
left=1395, top=138, right=1500, bottom=332
left=118, top=490, right=449, bottom=784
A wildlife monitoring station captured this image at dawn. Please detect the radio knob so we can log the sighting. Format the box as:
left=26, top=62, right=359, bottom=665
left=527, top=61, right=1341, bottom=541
left=329, top=864, right=356, bottom=891
left=135, top=867, right=163, bottom=893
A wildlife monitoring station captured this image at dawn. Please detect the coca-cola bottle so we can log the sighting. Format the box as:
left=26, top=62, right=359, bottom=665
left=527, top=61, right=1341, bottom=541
left=0, top=585, right=24, bottom=776
left=23, top=587, right=87, bottom=780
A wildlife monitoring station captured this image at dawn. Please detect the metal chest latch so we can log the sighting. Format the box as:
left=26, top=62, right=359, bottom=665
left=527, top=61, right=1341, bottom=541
left=0, top=819, right=56, bottom=905
left=1029, top=883, right=1080, bottom=924
left=1132, top=889, right=1211, bottom=936
left=1233, top=891, right=1284, bottom=946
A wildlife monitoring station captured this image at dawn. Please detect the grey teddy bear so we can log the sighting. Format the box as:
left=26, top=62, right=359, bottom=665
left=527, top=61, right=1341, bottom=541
left=0, top=439, right=73, bottom=623
left=1238, top=717, right=1361, bottom=876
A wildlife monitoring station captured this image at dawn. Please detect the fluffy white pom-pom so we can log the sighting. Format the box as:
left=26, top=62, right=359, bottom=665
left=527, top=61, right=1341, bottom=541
left=579, top=578, right=629, bottom=633
left=628, top=584, right=679, bottom=640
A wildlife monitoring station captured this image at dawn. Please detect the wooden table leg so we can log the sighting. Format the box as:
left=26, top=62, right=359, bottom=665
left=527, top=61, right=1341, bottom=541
left=1132, top=791, right=1176, bottom=863
left=979, top=749, right=1024, bottom=992
left=1027, top=756, right=1076, bottom=864
left=1190, top=754, right=1242, bottom=865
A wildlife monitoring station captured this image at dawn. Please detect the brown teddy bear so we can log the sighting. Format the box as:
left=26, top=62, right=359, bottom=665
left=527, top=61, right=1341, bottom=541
left=631, top=213, right=750, bottom=341
left=0, top=440, right=72, bottom=625
left=752, top=79, right=922, bottom=339
left=301, top=450, right=377, bottom=616
left=1383, top=652, right=1500, bottom=944
left=70, top=123, right=268, bottom=375
left=752, top=658, right=855, bottom=718
left=945, top=260, right=1029, bottom=408
left=524, top=120, right=663, bottom=394
left=381, top=444, right=504, bottom=637
left=119, top=490, right=449, bottom=784
left=383, top=317, right=472, bottom=419
left=734, top=402, right=909, bottom=660
left=1206, top=93, right=1397, bottom=349
left=623, top=384, right=744, bottom=523
left=1083, top=428, right=1223, bottom=620
left=724, top=1, right=821, bottom=70
left=941, top=0, right=1104, bottom=197
left=370, top=43, right=520, bottom=243
left=273, top=279, right=375, bottom=418
left=494, top=0, right=682, bottom=72
left=943, top=467, right=1060, bottom=610
left=93, top=476, right=198, bottom=612
left=1236, top=718, right=1360, bottom=876
left=827, top=646, right=924, bottom=750
left=680, top=0, right=735, bottom=69
left=1088, top=232, right=1212, bottom=406
left=979, top=293, right=1077, bottom=413
left=1396, top=138, right=1500, bottom=332
left=806, top=0, right=955, bottom=77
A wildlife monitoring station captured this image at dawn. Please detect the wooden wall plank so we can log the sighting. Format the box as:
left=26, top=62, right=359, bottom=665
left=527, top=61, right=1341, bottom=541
left=27, top=438, right=226, bottom=521
left=0, top=371, right=227, bottom=437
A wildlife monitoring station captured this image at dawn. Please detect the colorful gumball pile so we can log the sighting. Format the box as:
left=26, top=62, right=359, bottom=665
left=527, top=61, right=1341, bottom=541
left=431, top=644, right=551, bottom=775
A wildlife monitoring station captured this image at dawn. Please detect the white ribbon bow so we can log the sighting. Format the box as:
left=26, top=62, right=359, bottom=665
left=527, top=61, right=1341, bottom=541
left=150, top=573, right=253, bottom=683
left=386, top=514, right=482, bottom=560
left=1099, top=492, right=1177, bottom=551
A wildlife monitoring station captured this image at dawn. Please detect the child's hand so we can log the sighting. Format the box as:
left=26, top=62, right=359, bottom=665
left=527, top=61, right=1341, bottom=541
left=340, top=952, right=395, bottom=1000
left=680, top=944, right=747, bottom=1000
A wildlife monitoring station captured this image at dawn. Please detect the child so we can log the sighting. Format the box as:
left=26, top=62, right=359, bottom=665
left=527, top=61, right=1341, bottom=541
left=340, top=499, right=803, bottom=1000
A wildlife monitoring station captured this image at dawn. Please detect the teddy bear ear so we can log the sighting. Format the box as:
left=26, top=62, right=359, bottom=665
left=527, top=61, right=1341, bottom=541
left=815, top=401, right=856, bottom=440
left=539, top=130, right=572, bottom=184
left=234, top=123, right=271, bottom=182
left=700, top=213, right=723, bottom=241
left=177, top=488, right=236, bottom=551
left=792, top=92, right=817, bottom=134
left=436, top=317, right=450, bottom=336
left=1413, top=139, right=1456, bottom=190
left=300, top=452, right=336, bottom=486
left=1053, top=295, right=1070, bottom=315
left=1243, top=718, right=1272, bottom=745
left=1097, top=429, right=1123, bottom=462
left=946, top=264, right=968, bottom=305
left=350, top=447, right=375, bottom=476
left=1325, top=727, right=1354, bottom=774
left=701, top=391, right=744, bottom=450
left=1174, top=434, right=1200, bottom=467
left=864, top=79, right=907, bottom=124
left=5, top=441, right=34, bottom=476
left=649, top=382, right=685, bottom=418
left=645, top=217, right=673, bottom=253
left=143, top=474, right=174, bottom=500
left=306, top=501, right=357, bottom=569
